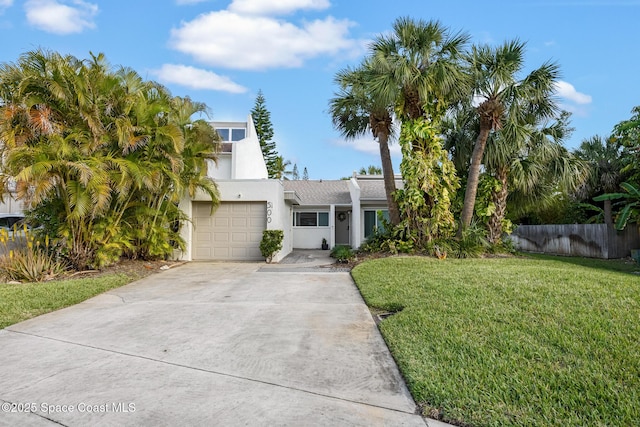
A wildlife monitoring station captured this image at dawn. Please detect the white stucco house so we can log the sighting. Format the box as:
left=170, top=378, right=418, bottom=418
left=176, top=115, right=398, bottom=262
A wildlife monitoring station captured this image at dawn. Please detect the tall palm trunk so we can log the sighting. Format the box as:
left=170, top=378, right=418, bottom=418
left=488, top=166, right=509, bottom=244
left=370, top=113, right=401, bottom=226
left=459, top=122, right=491, bottom=234
left=603, top=199, right=613, bottom=227
left=378, top=130, right=401, bottom=226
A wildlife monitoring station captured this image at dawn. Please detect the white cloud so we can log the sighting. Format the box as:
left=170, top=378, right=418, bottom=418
left=332, top=136, right=401, bottom=157
left=229, top=0, right=330, bottom=15
left=169, top=10, right=359, bottom=70
left=554, top=80, right=592, bottom=105
left=24, top=0, right=98, bottom=35
left=0, top=0, right=13, bottom=8
left=153, top=64, right=248, bottom=93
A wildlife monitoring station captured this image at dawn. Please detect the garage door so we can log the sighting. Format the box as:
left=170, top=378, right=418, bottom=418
left=192, top=201, right=266, bottom=261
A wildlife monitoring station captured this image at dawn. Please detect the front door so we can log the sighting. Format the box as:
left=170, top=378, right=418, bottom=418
left=335, top=210, right=350, bottom=246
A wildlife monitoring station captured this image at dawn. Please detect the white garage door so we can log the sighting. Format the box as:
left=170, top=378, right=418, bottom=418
left=192, top=201, right=266, bottom=261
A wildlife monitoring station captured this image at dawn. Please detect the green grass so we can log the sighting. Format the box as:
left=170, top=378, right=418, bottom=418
left=0, top=274, right=133, bottom=329
left=351, top=255, right=640, bottom=427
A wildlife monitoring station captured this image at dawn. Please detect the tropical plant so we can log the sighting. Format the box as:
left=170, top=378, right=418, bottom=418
left=0, top=50, right=219, bottom=269
left=594, top=182, right=640, bottom=230
left=367, top=17, right=469, bottom=244
left=272, top=156, right=292, bottom=180
left=0, top=227, right=68, bottom=282
left=259, top=229, right=283, bottom=263
left=485, top=111, right=586, bottom=243
left=458, top=40, right=560, bottom=233
left=330, top=61, right=401, bottom=226
left=611, top=105, right=640, bottom=183
left=574, top=135, right=626, bottom=225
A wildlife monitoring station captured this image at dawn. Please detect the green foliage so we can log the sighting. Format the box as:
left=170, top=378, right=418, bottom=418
left=358, top=165, right=382, bottom=175
left=330, top=245, right=354, bottom=262
left=450, top=222, right=489, bottom=258
left=259, top=229, right=283, bottom=263
left=0, top=228, right=68, bottom=282
left=396, top=118, right=459, bottom=248
left=473, top=175, right=500, bottom=219
left=0, top=50, right=219, bottom=269
left=594, top=181, right=640, bottom=230
left=251, top=90, right=280, bottom=178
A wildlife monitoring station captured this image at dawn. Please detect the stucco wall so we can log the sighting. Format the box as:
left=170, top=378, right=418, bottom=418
left=231, top=116, right=268, bottom=180
left=208, top=155, right=231, bottom=180
left=291, top=207, right=331, bottom=249
left=178, top=179, right=292, bottom=262
left=0, top=195, right=25, bottom=214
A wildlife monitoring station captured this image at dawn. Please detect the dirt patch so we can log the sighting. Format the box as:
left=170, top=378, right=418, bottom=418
left=64, top=259, right=185, bottom=281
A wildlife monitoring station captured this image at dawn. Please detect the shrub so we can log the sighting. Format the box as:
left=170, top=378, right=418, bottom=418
left=330, top=245, right=354, bottom=263
left=0, top=228, right=68, bottom=282
left=259, top=230, right=283, bottom=263
left=451, top=223, right=490, bottom=258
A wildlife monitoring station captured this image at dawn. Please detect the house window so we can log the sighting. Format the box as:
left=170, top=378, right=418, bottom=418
left=294, top=212, right=329, bottom=227
left=216, top=128, right=246, bottom=142
left=364, top=210, right=389, bottom=238
left=231, top=128, right=246, bottom=141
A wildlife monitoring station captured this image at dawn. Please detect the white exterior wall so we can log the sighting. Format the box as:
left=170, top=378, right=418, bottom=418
left=232, top=116, right=268, bottom=180
left=178, top=179, right=292, bottom=262
left=0, top=195, right=25, bottom=214
left=348, top=178, right=362, bottom=247
left=208, top=155, right=232, bottom=180
left=292, top=207, right=332, bottom=249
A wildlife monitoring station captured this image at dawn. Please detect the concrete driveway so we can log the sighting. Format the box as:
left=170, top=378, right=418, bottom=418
left=0, top=259, right=441, bottom=426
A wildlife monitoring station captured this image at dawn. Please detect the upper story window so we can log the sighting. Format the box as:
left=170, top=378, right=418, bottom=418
left=216, top=128, right=246, bottom=142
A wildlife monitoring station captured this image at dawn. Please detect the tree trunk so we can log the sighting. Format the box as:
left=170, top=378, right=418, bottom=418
left=604, top=199, right=613, bottom=227
left=378, top=130, right=401, bottom=226
left=458, top=125, right=491, bottom=235
left=488, top=166, right=508, bottom=244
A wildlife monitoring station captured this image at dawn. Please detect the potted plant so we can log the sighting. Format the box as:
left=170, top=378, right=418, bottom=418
left=321, top=238, right=329, bottom=250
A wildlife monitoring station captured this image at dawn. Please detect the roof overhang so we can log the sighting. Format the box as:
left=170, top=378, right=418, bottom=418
left=284, top=190, right=301, bottom=205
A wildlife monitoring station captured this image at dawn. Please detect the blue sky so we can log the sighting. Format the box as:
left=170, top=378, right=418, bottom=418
left=1, top=0, right=638, bottom=179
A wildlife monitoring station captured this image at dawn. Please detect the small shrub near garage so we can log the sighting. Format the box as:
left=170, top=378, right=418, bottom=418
left=259, top=230, right=283, bottom=263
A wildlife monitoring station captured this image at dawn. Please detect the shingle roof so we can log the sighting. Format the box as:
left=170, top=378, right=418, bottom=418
left=283, top=180, right=351, bottom=205
left=357, top=176, right=403, bottom=201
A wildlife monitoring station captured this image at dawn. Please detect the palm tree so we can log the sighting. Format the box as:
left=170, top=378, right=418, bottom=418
left=365, top=17, right=469, bottom=242
left=574, top=135, right=625, bottom=226
left=458, top=40, right=560, bottom=233
left=368, top=17, right=470, bottom=122
left=330, top=61, right=400, bottom=225
left=483, top=112, right=587, bottom=243
left=272, top=156, right=293, bottom=180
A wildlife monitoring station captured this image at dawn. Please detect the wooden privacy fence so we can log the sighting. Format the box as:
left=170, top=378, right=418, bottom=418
left=509, top=224, right=640, bottom=259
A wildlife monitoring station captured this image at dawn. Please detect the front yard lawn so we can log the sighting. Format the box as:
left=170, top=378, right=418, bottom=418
left=1, top=274, right=132, bottom=329
left=351, top=255, right=640, bottom=427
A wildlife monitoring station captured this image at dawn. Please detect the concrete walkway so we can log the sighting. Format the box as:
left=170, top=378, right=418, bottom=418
left=0, top=256, right=451, bottom=426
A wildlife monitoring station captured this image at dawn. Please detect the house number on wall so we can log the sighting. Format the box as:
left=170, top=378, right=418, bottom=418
left=266, top=202, right=273, bottom=223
